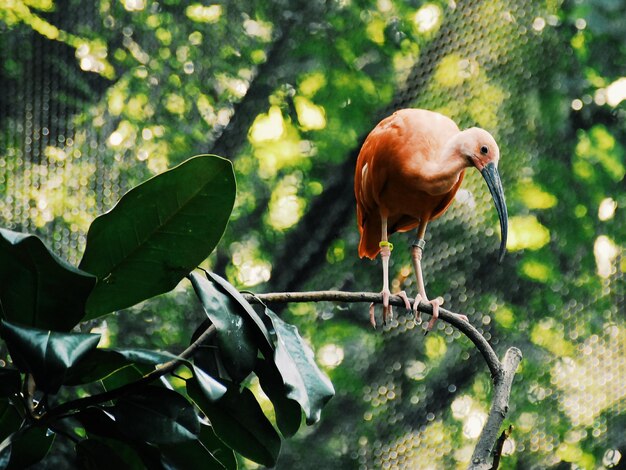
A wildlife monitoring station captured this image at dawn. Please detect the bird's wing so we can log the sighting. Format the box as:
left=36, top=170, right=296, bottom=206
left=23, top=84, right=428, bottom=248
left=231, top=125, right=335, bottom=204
left=354, top=116, right=398, bottom=259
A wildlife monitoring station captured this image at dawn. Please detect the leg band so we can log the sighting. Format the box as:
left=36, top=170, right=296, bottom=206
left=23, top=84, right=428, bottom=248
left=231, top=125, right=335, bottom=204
left=379, top=240, right=394, bottom=251
left=412, top=239, right=426, bottom=250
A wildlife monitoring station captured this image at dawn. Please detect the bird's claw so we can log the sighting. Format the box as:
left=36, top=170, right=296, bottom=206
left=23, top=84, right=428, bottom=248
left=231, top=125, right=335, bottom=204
left=371, top=288, right=403, bottom=328
left=382, top=289, right=391, bottom=324
left=412, top=294, right=423, bottom=324
left=425, top=296, right=444, bottom=332
left=454, top=312, right=469, bottom=323
left=369, top=302, right=377, bottom=329
left=397, top=291, right=412, bottom=311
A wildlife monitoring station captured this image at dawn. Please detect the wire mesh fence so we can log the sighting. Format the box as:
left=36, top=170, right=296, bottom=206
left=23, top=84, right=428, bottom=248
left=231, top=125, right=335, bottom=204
left=1, top=0, right=625, bottom=468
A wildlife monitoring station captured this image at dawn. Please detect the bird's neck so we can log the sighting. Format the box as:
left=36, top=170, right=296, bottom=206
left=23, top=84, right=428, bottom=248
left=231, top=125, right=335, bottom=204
left=424, top=136, right=471, bottom=194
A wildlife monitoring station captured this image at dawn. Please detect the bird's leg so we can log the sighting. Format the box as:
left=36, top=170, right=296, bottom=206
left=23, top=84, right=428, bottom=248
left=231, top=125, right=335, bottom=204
left=369, top=217, right=411, bottom=328
left=411, top=240, right=442, bottom=330
left=411, top=238, right=468, bottom=331
left=380, top=241, right=392, bottom=323
left=369, top=241, right=392, bottom=327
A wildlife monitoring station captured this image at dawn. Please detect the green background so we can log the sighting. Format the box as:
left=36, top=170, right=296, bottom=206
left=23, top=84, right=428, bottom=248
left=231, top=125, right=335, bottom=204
left=1, top=0, right=625, bottom=468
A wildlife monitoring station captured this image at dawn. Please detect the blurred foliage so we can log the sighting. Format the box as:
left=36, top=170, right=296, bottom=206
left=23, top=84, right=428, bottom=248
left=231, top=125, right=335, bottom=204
left=1, top=0, right=625, bottom=468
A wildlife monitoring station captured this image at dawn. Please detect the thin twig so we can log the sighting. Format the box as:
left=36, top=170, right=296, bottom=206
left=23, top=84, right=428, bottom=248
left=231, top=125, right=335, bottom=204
left=242, top=290, right=502, bottom=378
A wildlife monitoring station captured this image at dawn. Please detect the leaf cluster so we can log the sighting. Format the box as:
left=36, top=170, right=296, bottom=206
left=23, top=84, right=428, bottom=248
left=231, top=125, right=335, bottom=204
left=0, top=155, right=334, bottom=469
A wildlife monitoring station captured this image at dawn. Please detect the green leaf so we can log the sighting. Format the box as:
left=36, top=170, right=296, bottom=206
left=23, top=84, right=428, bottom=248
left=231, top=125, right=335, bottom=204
left=92, top=438, right=163, bottom=470
left=188, top=272, right=258, bottom=383
left=0, top=228, right=96, bottom=331
left=195, top=425, right=237, bottom=470
left=0, top=369, right=20, bottom=398
left=0, top=443, right=8, bottom=469
left=76, top=439, right=129, bottom=470
left=77, top=406, right=125, bottom=441
left=160, top=424, right=235, bottom=470
left=189, top=319, right=229, bottom=382
left=0, top=426, right=55, bottom=469
left=256, top=357, right=302, bottom=438
left=0, top=400, right=21, bottom=443
left=101, top=364, right=148, bottom=391
left=187, top=382, right=280, bottom=467
left=191, top=365, right=228, bottom=403
left=0, top=320, right=100, bottom=393
left=113, top=386, right=200, bottom=445
left=204, top=271, right=273, bottom=352
left=77, top=407, right=167, bottom=469
left=262, top=308, right=335, bottom=425
left=79, top=155, right=236, bottom=318
left=65, top=348, right=178, bottom=385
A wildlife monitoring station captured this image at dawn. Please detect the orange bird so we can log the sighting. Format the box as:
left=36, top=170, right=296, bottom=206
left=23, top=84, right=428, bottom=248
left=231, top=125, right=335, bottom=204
left=354, top=109, right=508, bottom=329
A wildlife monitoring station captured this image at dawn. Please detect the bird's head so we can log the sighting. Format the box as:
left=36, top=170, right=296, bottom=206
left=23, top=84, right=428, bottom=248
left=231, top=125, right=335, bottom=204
left=460, top=127, right=508, bottom=263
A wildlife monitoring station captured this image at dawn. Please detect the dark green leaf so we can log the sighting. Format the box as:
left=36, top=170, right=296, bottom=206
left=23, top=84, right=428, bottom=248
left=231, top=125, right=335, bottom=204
left=0, top=228, right=96, bottom=331
left=0, top=320, right=100, bottom=393
left=77, top=406, right=125, bottom=441
left=0, top=369, right=20, bottom=398
left=195, top=425, right=237, bottom=470
left=188, top=272, right=258, bottom=383
left=189, top=319, right=229, bottom=382
left=64, top=349, right=129, bottom=386
left=65, top=348, right=178, bottom=385
left=96, top=438, right=163, bottom=470
left=101, top=364, right=148, bottom=391
left=113, top=386, right=200, bottom=444
left=0, top=443, right=9, bottom=469
left=263, top=308, right=335, bottom=425
left=113, top=348, right=179, bottom=364
left=191, top=365, right=227, bottom=403
left=160, top=424, right=233, bottom=470
left=76, top=439, right=129, bottom=470
left=204, top=271, right=273, bottom=352
left=256, top=357, right=302, bottom=438
left=79, top=155, right=236, bottom=318
left=77, top=409, right=167, bottom=469
left=0, top=426, right=55, bottom=469
left=0, top=400, right=21, bottom=443
left=187, top=382, right=280, bottom=467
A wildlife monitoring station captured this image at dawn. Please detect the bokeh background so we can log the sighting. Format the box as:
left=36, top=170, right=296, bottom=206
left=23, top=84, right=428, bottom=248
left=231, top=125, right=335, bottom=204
left=1, top=0, right=625, bottom=468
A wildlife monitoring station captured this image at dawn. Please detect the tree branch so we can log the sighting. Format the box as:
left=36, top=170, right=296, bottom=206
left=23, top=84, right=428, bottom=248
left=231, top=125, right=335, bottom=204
left=242, top=290, right=522, bottom=469
left=469, top=348, right=522, bottom=470
left=243, top=290, right=502, bottom=378
left=47, top=288, right=520, bottom=470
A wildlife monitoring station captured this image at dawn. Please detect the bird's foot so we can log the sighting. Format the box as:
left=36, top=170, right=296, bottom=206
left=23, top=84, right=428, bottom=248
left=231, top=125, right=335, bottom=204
left=412, top=295, right=444, bottom=333
left=370, top=288, right=411, bottom=328
left=425, top=297, right=444, bottom=332
left=412, top=295, right=469, bottom=332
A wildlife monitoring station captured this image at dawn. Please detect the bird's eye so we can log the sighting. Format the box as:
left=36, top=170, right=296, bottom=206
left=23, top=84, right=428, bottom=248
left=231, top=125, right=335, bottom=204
left=480, top=145, right=489, bottom=155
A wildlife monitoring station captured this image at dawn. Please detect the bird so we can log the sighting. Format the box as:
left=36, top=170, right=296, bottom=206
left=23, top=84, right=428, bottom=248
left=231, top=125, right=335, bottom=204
left=354, top=108, right=508, bottom=330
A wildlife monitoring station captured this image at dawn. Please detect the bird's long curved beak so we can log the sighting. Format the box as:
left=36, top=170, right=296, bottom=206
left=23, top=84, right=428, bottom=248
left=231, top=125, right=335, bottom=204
left=481, top=162, right=508, bottom=263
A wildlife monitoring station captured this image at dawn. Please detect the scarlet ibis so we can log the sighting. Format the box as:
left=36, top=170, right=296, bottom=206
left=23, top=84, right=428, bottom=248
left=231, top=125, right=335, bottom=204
left=354, top=109, right=508, bottom=329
